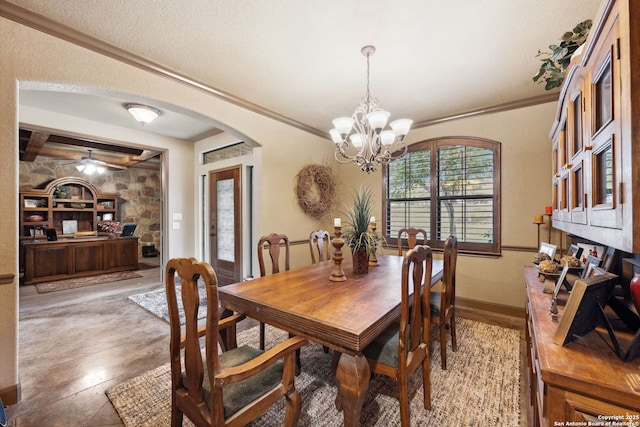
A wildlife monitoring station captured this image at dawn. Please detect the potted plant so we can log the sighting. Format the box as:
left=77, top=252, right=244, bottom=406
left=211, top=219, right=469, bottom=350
left=342, top=185, right=385, bottom=274
left=54, top=185, right=70, bottom=199
left=533, top=19, right=592, bottom=90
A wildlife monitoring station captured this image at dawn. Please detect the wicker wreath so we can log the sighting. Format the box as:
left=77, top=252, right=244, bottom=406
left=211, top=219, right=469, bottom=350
left=294, top=164, right=336, bottom=219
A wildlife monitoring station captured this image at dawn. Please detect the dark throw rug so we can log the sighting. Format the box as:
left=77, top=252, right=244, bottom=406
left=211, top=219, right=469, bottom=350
left=128, top=283, right=207, bottom=325
left=106, top=318, right=521, bottom=426
left=35, top=271, right=142, bottom=294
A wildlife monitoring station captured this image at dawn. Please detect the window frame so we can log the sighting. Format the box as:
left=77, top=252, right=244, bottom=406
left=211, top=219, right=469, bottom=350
left=383, top=136, right=501, bottom=255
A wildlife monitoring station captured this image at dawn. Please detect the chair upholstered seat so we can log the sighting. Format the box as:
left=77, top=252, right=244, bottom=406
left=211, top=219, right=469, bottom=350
left=189, top=345, right=284, bottom=418
left=429, top=291, right=441, bottom=317
left=363, top=323, right=401, bottom=368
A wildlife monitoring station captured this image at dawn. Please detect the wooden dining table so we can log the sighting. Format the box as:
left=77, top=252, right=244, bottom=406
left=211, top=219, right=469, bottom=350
left=218, top=254, right=444, bottom=427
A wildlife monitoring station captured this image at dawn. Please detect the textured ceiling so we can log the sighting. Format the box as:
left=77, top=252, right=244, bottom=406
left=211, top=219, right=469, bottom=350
left=5, top=0, right=602, bottom=141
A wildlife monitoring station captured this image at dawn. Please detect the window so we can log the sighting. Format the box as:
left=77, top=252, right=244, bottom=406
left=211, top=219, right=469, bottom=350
left=384, top=137, right=501, bottom=254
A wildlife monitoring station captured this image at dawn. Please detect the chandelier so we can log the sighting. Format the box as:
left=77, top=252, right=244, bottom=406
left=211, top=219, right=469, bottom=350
left=329, top=45, right=412, bottom=173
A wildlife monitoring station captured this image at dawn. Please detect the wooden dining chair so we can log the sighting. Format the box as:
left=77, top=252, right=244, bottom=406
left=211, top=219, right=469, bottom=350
left=309, top=229, right=331, bottom=264
left=165, top=257, right=307, bottom=427
left=397, top=227, right=427, bottom=255
left=430, top=235, right=458, bottom=370
left=257, top=233, right=290, bottom=350
left=362, top=244, right=433, bottom=426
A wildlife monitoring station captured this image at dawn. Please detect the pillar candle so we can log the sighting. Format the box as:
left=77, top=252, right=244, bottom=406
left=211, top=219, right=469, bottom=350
left=545, top=206, right=552, bottom=215
left=334, top=218, right=341, bottom=227
left=370, top=216, right=375, bottom=223
left=534, top=215, right=543, bottom=224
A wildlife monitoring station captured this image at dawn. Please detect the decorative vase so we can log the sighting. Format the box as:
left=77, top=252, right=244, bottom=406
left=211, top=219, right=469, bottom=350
left=352, top=248, right=370, bottom=274
left=630, top=273, right=640, bottom=314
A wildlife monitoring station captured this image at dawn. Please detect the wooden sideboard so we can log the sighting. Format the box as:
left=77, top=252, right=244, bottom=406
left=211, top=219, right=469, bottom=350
left=22, top=237, right=139, bottom=285
left=524, top=266, right=640, bottom=426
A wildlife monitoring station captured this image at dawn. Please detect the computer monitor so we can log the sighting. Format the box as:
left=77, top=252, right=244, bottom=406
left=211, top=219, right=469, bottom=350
left=120, top=223, right=137, bottom=237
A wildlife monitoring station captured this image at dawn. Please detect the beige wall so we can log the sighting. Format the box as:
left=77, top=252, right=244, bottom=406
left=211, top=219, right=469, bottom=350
left=0, top=14, right=557, bottom=405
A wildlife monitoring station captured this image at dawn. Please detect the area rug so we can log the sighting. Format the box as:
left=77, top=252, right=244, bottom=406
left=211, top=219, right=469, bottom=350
left=127, top=283, right=207, bottom=325
left=106, top=318, right=521, bottom=426
left=35, top=271, right=142, bottom=294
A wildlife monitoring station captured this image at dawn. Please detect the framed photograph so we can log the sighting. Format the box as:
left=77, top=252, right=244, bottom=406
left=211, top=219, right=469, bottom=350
left=553, top=271, right=618, bottom=346
left=45, top=228, right=58, bottom=241
left=566, top=244, right=583, bottom=260
left=102, top=213, right=113, bottom=221
left=24, top=199, right=40, bottom=208
left=577, top=243, right=605, bottom=264
left=62, top=220, right=78, bottom=235
left=99, top=201, right=114, bottom=209
left=551, top=265, right=571, bottom=300
left=539, top=242, right=557, bottom=260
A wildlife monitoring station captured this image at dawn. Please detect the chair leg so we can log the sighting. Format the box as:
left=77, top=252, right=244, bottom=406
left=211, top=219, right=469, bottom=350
left=259, top=322, right=266, bottom=350
left=422, top=353, right=431, bottom=410
left=170, top=405, right=183, bottom=427
left=283, top=388, right=302, bottom=427
left=398, top=372, right=411, bottom=427
left=440, top=324, right=447, bottom=370
left=451, top=314, right=458, bottom=352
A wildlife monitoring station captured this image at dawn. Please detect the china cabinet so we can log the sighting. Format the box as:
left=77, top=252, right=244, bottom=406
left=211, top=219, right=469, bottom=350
left=549, top=0, right=640, bottom=252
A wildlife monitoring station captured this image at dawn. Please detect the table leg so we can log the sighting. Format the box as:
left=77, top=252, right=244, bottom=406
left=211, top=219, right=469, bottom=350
left=335, top=352, right=370, bottom=427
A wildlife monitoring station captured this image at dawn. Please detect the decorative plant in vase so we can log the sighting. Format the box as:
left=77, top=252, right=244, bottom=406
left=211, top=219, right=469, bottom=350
left=342, top=185, right=385, bottom=274
left=54, top=185, right=70, bottom=199
left=533, top=19, right=592, bottom=90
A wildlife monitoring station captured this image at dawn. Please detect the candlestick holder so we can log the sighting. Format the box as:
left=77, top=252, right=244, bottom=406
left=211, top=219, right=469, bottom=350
left=329, top=226, right=347, bottom=282
left=368, top=222, right=380, bottom=266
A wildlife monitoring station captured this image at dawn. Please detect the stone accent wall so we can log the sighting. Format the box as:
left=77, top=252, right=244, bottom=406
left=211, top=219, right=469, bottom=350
left=19, top=158, right=162, bottom=257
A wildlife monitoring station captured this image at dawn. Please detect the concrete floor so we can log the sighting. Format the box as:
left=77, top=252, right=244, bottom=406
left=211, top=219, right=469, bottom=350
left=5, top=258, right=526, bottom=426
left=6, top=258, right=172, bottom=427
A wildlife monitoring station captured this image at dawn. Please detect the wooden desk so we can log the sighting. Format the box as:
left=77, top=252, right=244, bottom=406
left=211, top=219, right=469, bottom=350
left=21, top=237, right=139, bottom=285
left=219, top=254, right=443, bottom=426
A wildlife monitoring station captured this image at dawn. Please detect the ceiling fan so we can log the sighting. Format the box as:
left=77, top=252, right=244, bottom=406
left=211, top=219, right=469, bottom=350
left=75, top=149, right=127, bottom=174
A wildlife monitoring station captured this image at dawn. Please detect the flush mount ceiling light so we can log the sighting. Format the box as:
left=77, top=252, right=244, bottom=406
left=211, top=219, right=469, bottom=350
left=329, top=45, right=412, bottom=173
left=125, top=103, right=160, bottom=125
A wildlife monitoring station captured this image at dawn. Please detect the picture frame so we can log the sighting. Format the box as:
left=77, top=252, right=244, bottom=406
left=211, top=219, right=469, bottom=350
left=553, top=271, right=618, bottom=346
left=24, top=199, right=40, bottom=208
left=577, top=243, right=605, bottom=264
left=102, top=213, right=113, bottom=221
left=99, top=201, right=114, bottom=209
left=551, top=265, right=571, bottom=300
left=566, top=244, right=583, bottom=260
left=45, top=228, right=58, bottom=241
left=62, top=220, right=78, bottom=235
left=539, top=242, right=557, bottom=260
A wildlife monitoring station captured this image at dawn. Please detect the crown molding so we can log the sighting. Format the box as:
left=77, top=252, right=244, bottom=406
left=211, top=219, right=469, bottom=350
left=413, top=92, right=559, bottom=129
left=0, top=0, right=326, bottom=138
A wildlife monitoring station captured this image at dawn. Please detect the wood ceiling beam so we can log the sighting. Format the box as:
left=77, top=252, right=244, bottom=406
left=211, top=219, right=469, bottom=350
left=21, top=131, right=50, bottom=162
left=46, top=134, right=144, bottom=156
